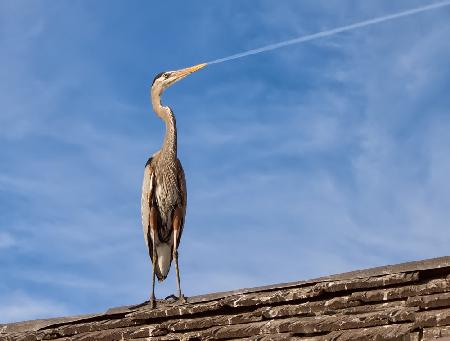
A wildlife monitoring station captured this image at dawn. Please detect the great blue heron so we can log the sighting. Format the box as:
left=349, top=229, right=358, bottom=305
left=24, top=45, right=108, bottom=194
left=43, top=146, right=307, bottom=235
left=141, top=63, right=206, bottom=308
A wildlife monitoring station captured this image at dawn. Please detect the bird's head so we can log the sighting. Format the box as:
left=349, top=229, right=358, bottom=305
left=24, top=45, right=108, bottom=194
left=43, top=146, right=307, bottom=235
left=151, top=63, right=207, bottom=97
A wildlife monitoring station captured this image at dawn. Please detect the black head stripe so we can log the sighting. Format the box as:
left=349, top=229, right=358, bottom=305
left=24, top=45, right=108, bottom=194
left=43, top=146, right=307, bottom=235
left=152, top=72, right=165, bottom=85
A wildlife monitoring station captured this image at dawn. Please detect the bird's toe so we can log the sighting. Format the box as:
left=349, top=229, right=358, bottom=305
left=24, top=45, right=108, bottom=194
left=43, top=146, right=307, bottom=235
left=178, top=294, right=187, bottom=305
left=164, top=294, right=178, bottom=302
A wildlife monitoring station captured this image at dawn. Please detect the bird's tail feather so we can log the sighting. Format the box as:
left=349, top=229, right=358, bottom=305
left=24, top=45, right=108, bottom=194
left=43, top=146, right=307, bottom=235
left=156, top=243, right=172, bottom=281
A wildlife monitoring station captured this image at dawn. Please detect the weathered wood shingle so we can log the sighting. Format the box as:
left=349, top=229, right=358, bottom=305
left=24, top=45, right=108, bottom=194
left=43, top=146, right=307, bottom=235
left=2, top=256, right=450, bottom=340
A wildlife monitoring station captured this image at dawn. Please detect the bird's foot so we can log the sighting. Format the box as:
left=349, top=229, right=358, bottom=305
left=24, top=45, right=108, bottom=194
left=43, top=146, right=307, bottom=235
left=178, top=294, right=187, bottom=305
left=150, top=295, right=156, bottom=309
left=164, top=294, right=187, bottom=305
left=164, top=294, right=178, bottom=302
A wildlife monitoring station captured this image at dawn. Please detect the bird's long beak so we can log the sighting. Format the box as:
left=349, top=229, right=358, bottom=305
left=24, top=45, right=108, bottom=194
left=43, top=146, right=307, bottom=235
left=171, top=63, right=207, bottom=84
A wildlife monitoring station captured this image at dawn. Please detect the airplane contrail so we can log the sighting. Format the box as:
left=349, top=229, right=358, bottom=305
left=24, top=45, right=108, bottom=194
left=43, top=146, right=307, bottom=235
left=206, top=1, right=450, bottom=65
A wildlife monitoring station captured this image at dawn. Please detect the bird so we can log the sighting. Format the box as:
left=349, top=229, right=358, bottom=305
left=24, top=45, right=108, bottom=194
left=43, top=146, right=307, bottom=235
left=141, top=63, right=207, bottom=308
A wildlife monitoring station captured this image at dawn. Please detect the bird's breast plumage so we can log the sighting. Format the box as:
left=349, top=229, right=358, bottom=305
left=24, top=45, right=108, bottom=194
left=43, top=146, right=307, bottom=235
left=153, top=162, right=182, bottom=241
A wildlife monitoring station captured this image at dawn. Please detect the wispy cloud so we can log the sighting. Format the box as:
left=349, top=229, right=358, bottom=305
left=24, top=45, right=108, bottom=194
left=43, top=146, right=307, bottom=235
left=1, top=0, right=449, bottom=324
left=0, top=232, right=15, bottom=250
left=0, top=292, right=69, bottom=324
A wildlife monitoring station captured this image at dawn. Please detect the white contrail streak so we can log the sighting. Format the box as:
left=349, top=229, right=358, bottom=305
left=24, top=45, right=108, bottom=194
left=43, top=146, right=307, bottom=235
left=206, top=1, right=450, bottom=65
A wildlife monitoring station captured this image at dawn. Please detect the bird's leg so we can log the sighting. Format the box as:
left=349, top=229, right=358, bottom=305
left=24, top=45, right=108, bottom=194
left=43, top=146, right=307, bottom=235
left=173, top=207, right=186, bottom=304
left=151, top=230, right=157, bottom=309
left=150, top=207, right=158, bottom=309
left=173, top=233, right=184, bottom=302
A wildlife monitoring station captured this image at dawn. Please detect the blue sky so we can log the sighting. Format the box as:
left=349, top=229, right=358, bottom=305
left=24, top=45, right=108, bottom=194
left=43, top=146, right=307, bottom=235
left=1, top=0, right=449, bottom=323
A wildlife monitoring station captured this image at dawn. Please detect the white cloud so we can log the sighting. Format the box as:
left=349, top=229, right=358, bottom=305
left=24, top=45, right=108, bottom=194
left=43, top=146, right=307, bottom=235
left=14, top=271, right=107, bottom=290
left=187, top=0, right=450, bottom=274
left=0, top=233, right=15, bottom=250
left=0, top=292, right=69, bottom=324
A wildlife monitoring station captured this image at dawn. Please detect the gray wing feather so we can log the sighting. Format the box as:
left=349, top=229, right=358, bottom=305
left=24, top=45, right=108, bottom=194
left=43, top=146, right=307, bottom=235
left=176, top=159, right=187, bottom=248
left=141, top=157, right=155, bottom=260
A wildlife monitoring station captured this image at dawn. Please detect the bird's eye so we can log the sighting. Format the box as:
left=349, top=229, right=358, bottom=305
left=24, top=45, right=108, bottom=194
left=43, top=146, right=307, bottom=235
left=164, top=74, right=170, bottom=79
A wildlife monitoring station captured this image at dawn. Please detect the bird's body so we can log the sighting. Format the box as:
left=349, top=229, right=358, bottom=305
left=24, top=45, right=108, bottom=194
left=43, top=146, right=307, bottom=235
left=141, top=63, right=206, bottom=308
left=141, top=151, right=186, bottom=281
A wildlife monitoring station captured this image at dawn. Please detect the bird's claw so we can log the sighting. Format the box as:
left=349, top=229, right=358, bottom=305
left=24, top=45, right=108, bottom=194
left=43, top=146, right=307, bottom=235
left=178, top=294, right=187, bottom=305
left=164, top=294, right=178, bottom=302
left=164, top=294, right=187, bottom=305
left=150, top=295, right=156, bottom=309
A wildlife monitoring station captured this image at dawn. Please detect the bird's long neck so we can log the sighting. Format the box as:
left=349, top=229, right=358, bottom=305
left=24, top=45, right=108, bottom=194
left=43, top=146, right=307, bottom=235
left=152, top=91, right=177, bottom=161
left=161, top=108, right=177, bottom=159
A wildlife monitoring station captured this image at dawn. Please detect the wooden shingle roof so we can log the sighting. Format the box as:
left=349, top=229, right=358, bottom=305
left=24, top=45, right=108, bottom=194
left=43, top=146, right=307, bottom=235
left=2, top=256, right=450, bottom=340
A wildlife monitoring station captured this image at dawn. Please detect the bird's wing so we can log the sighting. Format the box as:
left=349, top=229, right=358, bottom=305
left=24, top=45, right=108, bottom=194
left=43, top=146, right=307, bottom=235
left=176, top=158, right=187, bottom=248
left=141, top=155, right=156, bottom=261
